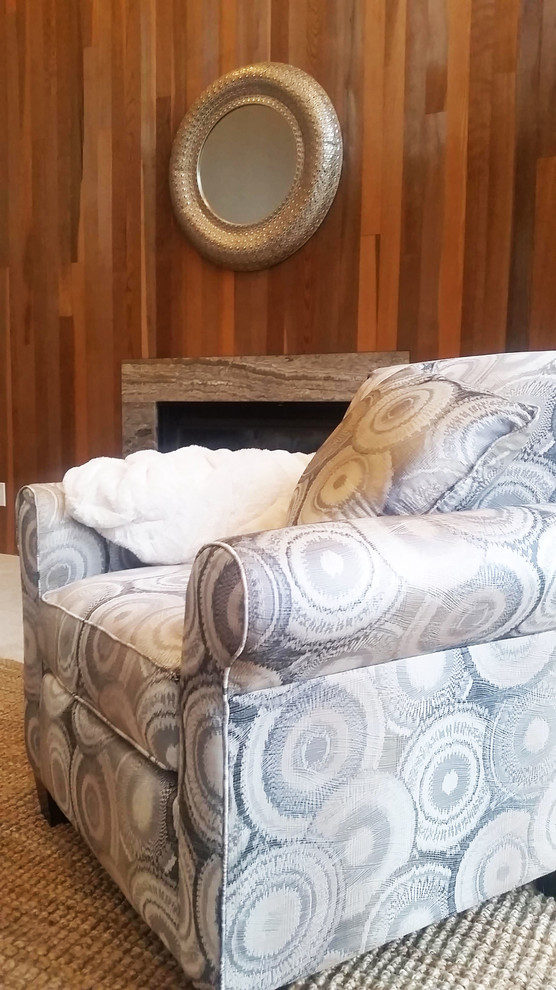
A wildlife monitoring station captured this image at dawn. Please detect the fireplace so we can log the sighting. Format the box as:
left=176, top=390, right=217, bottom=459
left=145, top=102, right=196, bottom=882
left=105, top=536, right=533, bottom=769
left=121, top=353, right=408, bottom=456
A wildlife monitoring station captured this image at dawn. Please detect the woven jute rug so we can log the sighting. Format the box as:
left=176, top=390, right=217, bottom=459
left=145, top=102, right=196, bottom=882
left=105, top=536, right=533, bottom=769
left=2, top=656, right=556, bottom=990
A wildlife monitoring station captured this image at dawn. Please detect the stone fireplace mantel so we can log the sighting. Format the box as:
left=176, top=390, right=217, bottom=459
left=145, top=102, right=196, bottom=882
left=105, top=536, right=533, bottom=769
left=121, top=352, right=408, bottom=455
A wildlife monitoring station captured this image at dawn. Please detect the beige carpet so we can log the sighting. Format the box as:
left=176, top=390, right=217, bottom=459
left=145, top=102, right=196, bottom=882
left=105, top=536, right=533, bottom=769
left=2, top=657, right=556, bottom=990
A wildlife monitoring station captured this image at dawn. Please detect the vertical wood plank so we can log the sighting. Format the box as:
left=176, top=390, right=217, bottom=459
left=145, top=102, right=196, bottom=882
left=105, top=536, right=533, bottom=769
left=437, top=0, right=471, bottom=358
left=331, top=0, right=365, bottom=355
left=481, top=0, right=520, bottom=352
left=460, top=0, right=496, bottom=355
left=56, top=0, right=80, bottom=468
left=96, top=1, right=116, bottom=453
left=153, top=0, right=173, bottom=357
left=120, top=0, right=142, bottom=365
left=506, top=0, right=542, bottom=351
left=357, top=0, right=385, bottom=350
left=0, top=0, right=10, bottom=550
left=0, top=267, right=14, bottom=552
left=9, top=0, right=39, bottom=501
left=538, top=0, right=556, bottom=159
left=140, top=0, right=157, bottom=359
left=376, top=0, right=407, bottom=349
left=530, top=157, right=556, bottom=349
left=398, top=0, right=428, bottom=360
left=32, top=0, right=62, bottom=479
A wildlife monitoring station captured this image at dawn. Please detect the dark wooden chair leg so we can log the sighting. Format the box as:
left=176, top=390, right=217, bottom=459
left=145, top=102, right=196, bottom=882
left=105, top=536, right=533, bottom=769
left=34, top=775, right=68, bottom=826
left=535, top=872, right=556, bottom=898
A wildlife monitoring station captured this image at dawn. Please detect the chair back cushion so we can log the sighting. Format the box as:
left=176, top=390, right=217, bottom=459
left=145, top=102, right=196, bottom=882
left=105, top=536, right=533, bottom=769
left=287, top=369, right=538, bottom=525
left=419, top=352, right=556, bottom=507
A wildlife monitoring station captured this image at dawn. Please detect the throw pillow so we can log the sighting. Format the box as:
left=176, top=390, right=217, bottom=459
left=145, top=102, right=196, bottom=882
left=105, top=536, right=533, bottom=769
left=286, top=370, right=539, bottom=524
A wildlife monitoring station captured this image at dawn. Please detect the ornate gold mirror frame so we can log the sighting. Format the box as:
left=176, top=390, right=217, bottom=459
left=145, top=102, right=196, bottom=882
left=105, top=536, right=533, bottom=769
left=169, top=63, right=343, bottom=271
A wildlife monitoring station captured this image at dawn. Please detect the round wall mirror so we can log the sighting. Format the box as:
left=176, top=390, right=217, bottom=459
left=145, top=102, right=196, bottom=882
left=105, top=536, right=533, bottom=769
left=198, top=104, right=298, bottom=226
left=169, top=62, right=343, bottom=270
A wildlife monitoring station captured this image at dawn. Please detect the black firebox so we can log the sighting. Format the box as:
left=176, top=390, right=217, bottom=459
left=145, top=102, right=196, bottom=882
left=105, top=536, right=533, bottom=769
left=157, top=400, right=348, bottom=455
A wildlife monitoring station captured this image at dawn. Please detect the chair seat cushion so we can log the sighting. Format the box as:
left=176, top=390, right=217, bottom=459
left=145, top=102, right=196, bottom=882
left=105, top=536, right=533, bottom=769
left=41, top=565, right=191, bottom=771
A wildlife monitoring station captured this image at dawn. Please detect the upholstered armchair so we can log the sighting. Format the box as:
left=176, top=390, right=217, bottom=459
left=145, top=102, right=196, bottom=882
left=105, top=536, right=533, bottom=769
left=18, top=351, right=556, bottom=990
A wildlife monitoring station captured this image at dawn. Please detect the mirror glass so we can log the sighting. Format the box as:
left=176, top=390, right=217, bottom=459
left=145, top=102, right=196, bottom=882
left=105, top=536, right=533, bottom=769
left=198, top=104, right=298, bottom=226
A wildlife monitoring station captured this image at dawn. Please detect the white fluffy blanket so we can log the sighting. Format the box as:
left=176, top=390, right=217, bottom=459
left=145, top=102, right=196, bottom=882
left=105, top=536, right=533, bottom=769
left=63, top=446, right=312, bottom=565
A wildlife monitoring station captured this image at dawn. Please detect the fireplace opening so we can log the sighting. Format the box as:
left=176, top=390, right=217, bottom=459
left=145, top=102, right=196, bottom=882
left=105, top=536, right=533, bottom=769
left=157, top=400, right=349, bottom=455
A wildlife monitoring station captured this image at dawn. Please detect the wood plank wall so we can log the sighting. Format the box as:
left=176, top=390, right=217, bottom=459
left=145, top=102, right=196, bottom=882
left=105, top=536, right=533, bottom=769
left=1, top=0, right=555, bottom=553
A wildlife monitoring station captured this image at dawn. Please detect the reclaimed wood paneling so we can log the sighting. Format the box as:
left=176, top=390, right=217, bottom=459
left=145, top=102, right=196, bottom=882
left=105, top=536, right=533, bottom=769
left=1, top=0, right=556, bottom=552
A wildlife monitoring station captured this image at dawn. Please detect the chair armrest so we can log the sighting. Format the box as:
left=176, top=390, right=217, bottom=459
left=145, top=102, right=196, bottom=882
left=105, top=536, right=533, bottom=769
left=17, top=483, right=143, bottom=775
left=178, top=504, right=556, bottom=986
left=185, top=505, right=556, bottom=693
left=16, top=483, right=139, bottom=600
left=15, top=483, right=114, bottom=773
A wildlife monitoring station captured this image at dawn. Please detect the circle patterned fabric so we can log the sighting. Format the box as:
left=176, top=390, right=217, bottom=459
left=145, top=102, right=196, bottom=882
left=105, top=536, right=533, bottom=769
left=221, top=641, right=556, bottom=989
left=287, top=372, right=537, bottom=525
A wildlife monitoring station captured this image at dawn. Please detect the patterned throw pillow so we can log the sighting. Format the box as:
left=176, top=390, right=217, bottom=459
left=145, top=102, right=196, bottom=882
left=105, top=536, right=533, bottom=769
left=286, top=370, right=539, bottom=524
